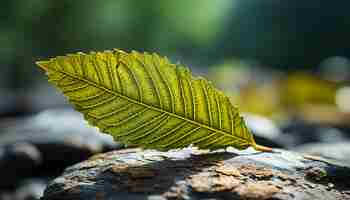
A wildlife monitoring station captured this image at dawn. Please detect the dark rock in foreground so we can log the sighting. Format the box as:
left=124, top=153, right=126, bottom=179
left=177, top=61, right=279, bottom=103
left=0, top=143, right=42, bottom=188
left=0, top=109, right=122, bottom=188
left=43, top=147, right=350, bottom=200
left=1, top=179, right=47, bottom=200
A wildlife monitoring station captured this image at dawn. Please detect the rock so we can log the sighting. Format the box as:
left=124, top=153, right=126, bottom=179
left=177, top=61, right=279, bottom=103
left=42, top=147, right=350, bottom=200
left=234, top=182, right=280, bottom=200
left=294, top=142, right=350, bottom=166
left=15, top=179, right=46, bottom=200
left=244, top=113, right=285, bottom=148
left=15, top=179, right=47, bottom=200
left=0, top=143, right=42, bottom=188
left=0, top=179, right=47, bottom=200
left=280, top=120, right=350, bottom=147
left=0, top=108, right=122, bottom=177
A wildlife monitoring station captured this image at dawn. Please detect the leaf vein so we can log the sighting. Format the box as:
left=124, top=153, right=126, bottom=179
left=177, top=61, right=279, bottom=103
left=162, top=126, right=201, bottom=148
left=134, top=55, right=162, bottom=108
left=152, top=55, right=174, bottom=112
left=129, top=115, right=170, bottom=142
left=121, top=61, right=143, bottom=102
left=116, top=113, right=166, bottom=137
left=200, top=80, right=212, bottom=126
left=48, top=65, right=250, bottom=143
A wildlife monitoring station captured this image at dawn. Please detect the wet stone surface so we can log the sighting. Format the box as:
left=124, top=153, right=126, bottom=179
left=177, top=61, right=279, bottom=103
left=42, top=147, right=350, bottom=200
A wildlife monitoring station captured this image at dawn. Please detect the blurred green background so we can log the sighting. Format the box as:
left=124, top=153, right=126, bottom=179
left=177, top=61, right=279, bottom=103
left=1, top=0, right=350, bottom=119
left=1, top=0, right=232, bottom=89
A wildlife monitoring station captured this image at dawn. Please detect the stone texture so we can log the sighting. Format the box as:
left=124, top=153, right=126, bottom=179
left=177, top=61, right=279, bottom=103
left=42, top=147, right=350, bottom=200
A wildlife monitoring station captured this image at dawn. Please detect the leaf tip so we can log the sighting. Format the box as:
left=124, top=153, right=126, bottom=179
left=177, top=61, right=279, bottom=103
left=36, top=60, right=51, bottom=71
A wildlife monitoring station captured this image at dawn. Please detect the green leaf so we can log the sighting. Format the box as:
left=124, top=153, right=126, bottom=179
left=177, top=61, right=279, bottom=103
left=36, top=49, right=268, bottom=151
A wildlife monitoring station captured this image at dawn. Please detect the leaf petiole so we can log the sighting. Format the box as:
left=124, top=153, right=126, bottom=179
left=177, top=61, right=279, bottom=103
left=253, top=144, right=273, bottom=152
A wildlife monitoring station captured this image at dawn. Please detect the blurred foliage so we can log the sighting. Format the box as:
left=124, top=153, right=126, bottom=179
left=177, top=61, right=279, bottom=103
left=208, top=60, right=350, bottom=125
left=0, top=0, right=232, bottom=89
left=279, top=73, right=337, bottom=109
left=208, top=60, right=284, bottom=120
left=215, top=1, right=350, bottom=68
left=2, top=0, right=350, bottom=89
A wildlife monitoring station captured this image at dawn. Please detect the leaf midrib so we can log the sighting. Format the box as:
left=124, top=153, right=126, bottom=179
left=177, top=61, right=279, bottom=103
left=51, top=67, right=252, bottom=144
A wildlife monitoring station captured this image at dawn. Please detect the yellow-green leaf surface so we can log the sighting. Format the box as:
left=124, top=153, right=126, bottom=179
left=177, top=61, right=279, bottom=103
left=36, top=49, right=269, bottom=151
